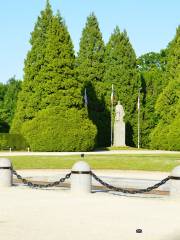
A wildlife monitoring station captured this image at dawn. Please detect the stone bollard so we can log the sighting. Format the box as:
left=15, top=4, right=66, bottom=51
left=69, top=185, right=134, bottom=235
left=71, top=161, right=91, bottom=194
left=170, top=166, right=180, bottom=198
left=0, top=158, right=12, bottom=187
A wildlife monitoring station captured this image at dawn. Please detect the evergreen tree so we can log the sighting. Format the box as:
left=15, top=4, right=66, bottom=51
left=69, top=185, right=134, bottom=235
left=0, top=83, right=9, bottom=132
left=150, top=75, right=180, bottom=150
left=104, top=26, right=139, bottom=146
left=0, top=83, right=7, bottom=111
left=11, top=0, right=53, bottom=133
left=150, top=26, right=180, bottom=151
left=137, top=51, right=166, bottom=147
left=76, top=13, right=108, bottom=147
left=0, top=77, right=21, bottom=126
left=166, top=26, right=180, bottom=80
left=77, top=13, right=105, bottom=85
left=12, top=8, right=97, bottom=151
left=38, top=12, right=82, bottom=109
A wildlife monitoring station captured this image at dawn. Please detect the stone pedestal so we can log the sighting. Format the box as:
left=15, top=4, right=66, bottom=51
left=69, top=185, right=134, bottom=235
left=113, top=101, right=126, bottom=147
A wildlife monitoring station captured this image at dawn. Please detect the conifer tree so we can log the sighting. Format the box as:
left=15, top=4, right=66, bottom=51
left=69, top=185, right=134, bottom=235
left=166, top=26, right=180, bottom=80
left=0, top=77, right=21, bottom=126
left=137, top=52, right=166, bottom=147
left=104, top=26, right=139, bottom=146
left=11, top=0, right=53, bottom=133
left=35, top=12, right=82, bottom=109
left=150, top=26, right=180, bottom=150
left=150, top=75, right=180, bottom=150
left=77, top=13, right=105, bottom=85
left=12, top=7, right=97, bottom=151
left=0, top=83, right=8, bottom=132
left=76, top=13, right=109, bottom=147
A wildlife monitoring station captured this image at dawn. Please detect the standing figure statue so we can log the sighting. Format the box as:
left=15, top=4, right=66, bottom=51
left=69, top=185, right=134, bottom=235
left=113, top=101, right=126, bottom=146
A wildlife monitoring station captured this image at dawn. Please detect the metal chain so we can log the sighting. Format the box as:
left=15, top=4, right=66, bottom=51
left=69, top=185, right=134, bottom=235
left=91, top=171, right=171, bottom=194
left=12, top=167, right=177, bottom=193
left=12, top=168, right=71, bottom=188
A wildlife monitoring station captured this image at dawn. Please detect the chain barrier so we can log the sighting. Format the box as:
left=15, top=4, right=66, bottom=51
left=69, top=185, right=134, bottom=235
left=12, top=167, right=179, bottom=193
left=91, top=171, right=172, bottom=194
left=12, top=168, right=71, bottom=189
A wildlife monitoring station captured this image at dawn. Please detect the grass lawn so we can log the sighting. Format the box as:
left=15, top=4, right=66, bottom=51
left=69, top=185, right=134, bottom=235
left=4, top=154, right=180, bottom=172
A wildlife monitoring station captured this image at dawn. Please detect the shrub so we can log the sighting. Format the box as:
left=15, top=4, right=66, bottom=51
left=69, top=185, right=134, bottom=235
left=21, top=107, right=97, bottom=152
left=0, top=133, right=27, bottom=150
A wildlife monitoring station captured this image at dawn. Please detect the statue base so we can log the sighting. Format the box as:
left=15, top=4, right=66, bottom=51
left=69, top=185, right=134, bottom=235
left=113, top=121, right=126, bottom=147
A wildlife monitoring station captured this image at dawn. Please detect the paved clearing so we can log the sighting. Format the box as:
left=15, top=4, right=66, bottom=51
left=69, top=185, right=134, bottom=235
left=0, top=187, right=180, bottom=240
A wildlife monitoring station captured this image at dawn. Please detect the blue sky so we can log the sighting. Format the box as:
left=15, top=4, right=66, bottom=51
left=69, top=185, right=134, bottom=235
left=0, top=0, right=179, bottom=83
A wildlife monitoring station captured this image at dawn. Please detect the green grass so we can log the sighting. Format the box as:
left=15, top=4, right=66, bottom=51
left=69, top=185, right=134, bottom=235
left=4, top=154, right=180, bottom=172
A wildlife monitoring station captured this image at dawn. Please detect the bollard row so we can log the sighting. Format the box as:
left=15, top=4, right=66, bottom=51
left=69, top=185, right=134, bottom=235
left=1, top=158, right=180, bottom=198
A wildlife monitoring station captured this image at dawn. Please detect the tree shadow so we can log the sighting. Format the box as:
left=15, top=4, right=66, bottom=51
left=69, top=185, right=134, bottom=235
left=85, top=82, right=111, bottom=147
left=0, top=120, right=10, bottom=133
left=141, top=74, right=146, bottom=105
left=125, top=121, right=134, bottom=146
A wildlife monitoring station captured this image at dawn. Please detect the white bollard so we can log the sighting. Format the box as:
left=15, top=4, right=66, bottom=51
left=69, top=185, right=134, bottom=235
left=170, top=166, right=180, bottom=198
left=0, top=158, right=12, bottom=187
left=71, top=161, right=91, bottom=194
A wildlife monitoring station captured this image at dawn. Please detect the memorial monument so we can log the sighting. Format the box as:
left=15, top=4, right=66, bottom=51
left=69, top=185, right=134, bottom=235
left=113, top=101, right=126, bottom=146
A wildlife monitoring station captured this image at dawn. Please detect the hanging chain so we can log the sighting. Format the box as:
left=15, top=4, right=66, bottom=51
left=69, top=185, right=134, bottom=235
left=12, top=168, right=71, bottom=189
left=91, top=171, right=171, bottom=194
left=12, top=167, right=179, bottom=193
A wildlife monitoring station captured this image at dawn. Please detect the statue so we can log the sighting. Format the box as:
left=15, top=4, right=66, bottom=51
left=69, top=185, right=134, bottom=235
left=113, top=101, right=126, bottom=146
left=115, top=101, right=125, bottom=121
